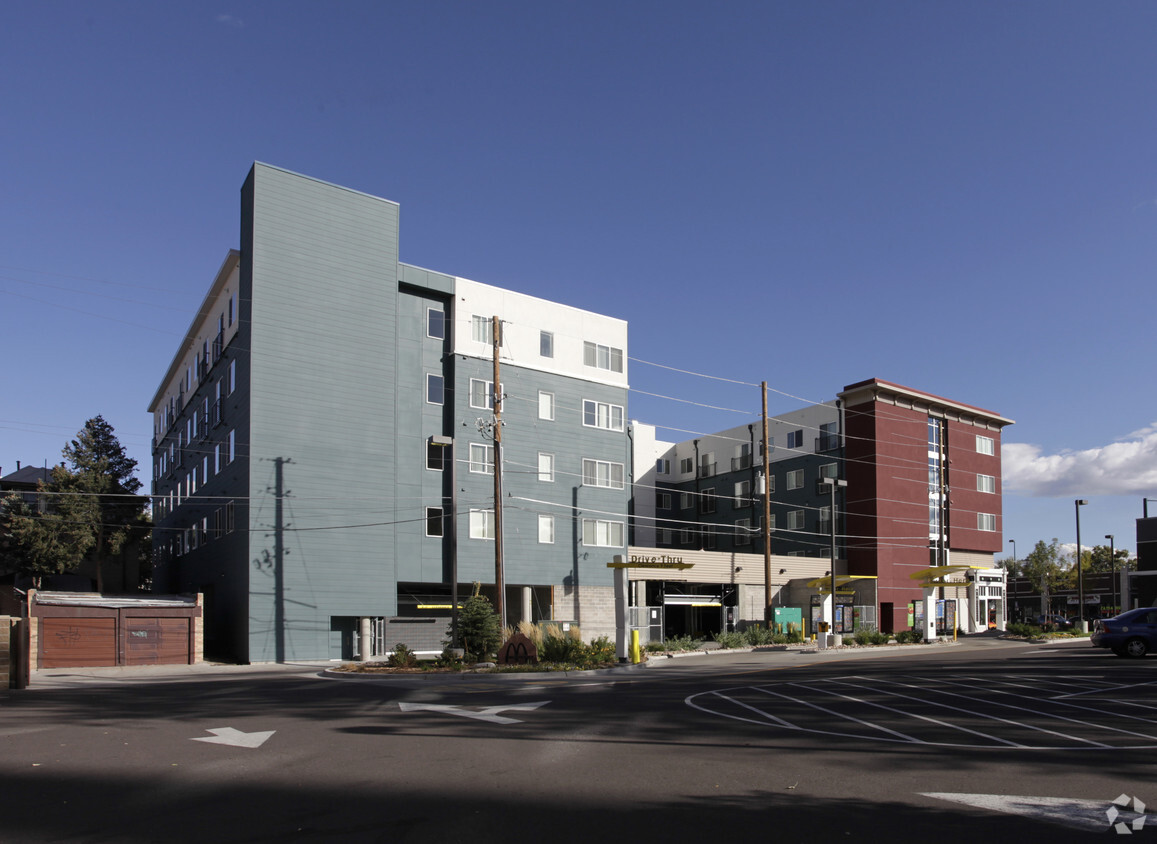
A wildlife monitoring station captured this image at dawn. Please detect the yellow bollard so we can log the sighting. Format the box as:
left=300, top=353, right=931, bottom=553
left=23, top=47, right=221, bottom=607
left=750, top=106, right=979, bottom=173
left=630, top=629, right=641, bottom=664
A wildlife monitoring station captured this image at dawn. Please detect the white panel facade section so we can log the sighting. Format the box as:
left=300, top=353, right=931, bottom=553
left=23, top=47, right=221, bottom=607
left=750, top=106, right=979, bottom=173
left=628, top=422, right=675, bottom=547
left=452, top=277, right=628, bottom=387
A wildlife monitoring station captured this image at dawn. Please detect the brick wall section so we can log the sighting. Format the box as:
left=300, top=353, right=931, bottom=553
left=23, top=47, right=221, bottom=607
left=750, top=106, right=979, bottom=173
left=28, top=616, right=38, bottom=672
left=0, top=617, right=9, bottom=688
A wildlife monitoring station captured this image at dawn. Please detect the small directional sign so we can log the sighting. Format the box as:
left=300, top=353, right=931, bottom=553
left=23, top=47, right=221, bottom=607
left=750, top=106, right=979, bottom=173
left=398, top=701, right=549, bottom=725
left=191, top=727, right=276, bottom=749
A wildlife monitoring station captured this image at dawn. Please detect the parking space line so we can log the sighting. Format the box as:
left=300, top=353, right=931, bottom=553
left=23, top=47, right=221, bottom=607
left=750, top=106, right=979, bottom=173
left=1050, top=679, right=1157, bottom=701
left=814, top=680, right=1025, bottom=747
left=869, top=677, right=1117, bottom=747
left=706, top=690, right=800, bottom=730
left=753, top=686, right=922, bottom=743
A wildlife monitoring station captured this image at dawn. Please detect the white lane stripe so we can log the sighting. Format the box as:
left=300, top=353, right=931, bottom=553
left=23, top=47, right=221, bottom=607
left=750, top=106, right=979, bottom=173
left=705, top=690, right=800, bottom=729
left=810, top=680, right=1025, bottom=747
left=752, top=686, right=922, bottom=743
left=862, top=677, right=1114, bottom=747
left=1051, top=679, right=1157, bottom=701
left=925, top=676, right=1157, bottom=742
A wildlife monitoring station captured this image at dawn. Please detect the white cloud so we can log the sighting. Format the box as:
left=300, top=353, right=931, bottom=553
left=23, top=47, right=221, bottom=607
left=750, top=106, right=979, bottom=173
left=1003, top=423, right=1157, bottom=497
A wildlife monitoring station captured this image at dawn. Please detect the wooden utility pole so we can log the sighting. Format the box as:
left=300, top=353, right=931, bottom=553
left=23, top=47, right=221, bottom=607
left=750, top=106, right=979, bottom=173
left=492, top=315, right=506, bottom=632
left=762, top=382, right=772, bottom=626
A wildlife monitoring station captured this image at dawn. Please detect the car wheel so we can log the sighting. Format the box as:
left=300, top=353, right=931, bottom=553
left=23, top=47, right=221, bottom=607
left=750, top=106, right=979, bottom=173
left=1124, top=638, right=1149, bottom=658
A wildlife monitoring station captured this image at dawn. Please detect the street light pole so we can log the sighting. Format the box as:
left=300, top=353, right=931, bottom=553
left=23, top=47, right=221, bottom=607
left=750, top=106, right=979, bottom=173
left=1105, top=534, right=1115, bottom=616
left=820, top=476, right=847, bottom=637
left=1075, top=499, right=1089, bottom=633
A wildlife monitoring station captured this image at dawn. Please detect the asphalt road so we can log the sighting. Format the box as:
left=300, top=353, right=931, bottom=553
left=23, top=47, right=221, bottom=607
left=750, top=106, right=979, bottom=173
left=2, top=636, right=1154, bottom=843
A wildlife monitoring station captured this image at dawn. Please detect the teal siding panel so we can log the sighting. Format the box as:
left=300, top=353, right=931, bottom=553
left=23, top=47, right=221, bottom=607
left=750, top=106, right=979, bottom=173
left=245, top=163, right=401, bottom=661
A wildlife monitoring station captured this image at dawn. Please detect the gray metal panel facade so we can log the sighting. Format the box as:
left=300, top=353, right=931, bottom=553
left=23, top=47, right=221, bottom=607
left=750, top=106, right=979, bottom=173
left=244, top=163, right=402, bottom=662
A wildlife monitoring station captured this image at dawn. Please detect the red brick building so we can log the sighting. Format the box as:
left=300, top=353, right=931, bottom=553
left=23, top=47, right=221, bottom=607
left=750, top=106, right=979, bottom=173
left=840, top=379, right=1013, bottom=633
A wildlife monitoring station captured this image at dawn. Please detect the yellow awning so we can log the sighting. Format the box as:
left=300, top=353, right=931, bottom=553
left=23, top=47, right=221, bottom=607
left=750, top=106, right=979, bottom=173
left=908, top=565, right=986, bottom=586
left=806, top=575, right=878, bottom=595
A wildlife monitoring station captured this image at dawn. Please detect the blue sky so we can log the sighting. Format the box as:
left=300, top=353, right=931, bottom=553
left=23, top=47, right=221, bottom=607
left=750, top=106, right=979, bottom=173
left=3, top=1, right=1155, bottom=559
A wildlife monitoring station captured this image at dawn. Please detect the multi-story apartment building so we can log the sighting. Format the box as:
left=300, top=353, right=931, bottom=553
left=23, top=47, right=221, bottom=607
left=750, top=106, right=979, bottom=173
left=149, top=164, right=628, bottom=663
left=629, top=379, right=1012, bottom=639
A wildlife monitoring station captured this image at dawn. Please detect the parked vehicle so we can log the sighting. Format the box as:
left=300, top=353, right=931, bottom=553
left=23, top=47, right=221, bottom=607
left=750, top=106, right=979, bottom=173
left=1091, top=608, right=1157, bottom=658
left=1034, top=614, right=1073, bottom=629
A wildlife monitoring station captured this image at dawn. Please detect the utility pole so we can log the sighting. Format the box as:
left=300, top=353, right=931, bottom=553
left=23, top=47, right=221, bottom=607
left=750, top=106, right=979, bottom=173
left=762, top=382, right=772, bottom=626
left=492, top=315, right=506, bottom=633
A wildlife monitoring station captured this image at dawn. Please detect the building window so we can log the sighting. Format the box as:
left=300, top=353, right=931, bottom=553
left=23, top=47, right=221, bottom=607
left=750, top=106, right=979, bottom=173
left=680, top=492, right=693, bottom=510
left=679, top=457, right=694, bottom=475
left=426, top=374, right=444, bottom=405
left=470, top=509, right=495, bottom=540
left=582, top=458, right=624, bottom=489
left=699, top=452, right=716, bottom=478
left=470, top=378, right=496, bottom=410
left=786, top=469, right=804, bottom=490
left=787, top=509, right=805, bottom=531
left=227, top=429, right=235, bottom=464
left=704, top=526, right=717, bottom=550
left=427, top=308, right=445, bottom=340
left=228, top=359, right=236, bottom=395
left=582, top=518, right=624, bottom=547
left=818, top=422, right=839, bottom=452
left=733, top=480, right=750, bottom=508
left=228, top=290, right=236, bottom=326
left=700, top=488, right=716, bottom=514
left=787, top=429, right=804, bottom=449
left=657, top=529, right=672, bottom=545
left=469, top=443, right=494, bottom=474
left=583, top=400, right=624, bottom=431
left=732, top=444, right=751, bottom=471
left=540, top=331, right=554, bottom=358
left=583, top=341, right=624, bottom=373
left=656, top=459, right=670, bottom=475
left=735, top=519, right=751, bottom=546
left=538, top=514, right=554, bottom=544
left=976, top=435, right=995, bottom=456
left=225, top=500, right=235, bottom=533
left=538, top=453, right=555, bottom=482
left=679, top=528, right=692, bottom=545
left=978, top=512, right=996, bottom=532
left=538, top=391, right=555, bottom=420
left=471, top=315, right=493, bottom=345
left=657, top=492, right=672, bottom=510
left=426, top=507, right=444, bottom=537
left=427, top=441, right=446, bottom=471
left=977, top=474, right=996, bottom=493
left=819, top=463, right=838, bottom=481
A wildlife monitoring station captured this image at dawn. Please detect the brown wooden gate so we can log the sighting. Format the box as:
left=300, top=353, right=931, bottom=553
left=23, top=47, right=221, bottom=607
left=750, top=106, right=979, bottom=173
left=40, top=618, right=117, bottom=668
left=124, top=618, right=191, bottom=665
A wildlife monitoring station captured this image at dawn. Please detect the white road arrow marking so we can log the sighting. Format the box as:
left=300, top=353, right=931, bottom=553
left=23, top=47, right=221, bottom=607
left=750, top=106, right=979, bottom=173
left=398, top=701, right=549, bottom=724
left=191, top=727, right=276, bottom=749
left=921, top=793, right=1124, bottom=832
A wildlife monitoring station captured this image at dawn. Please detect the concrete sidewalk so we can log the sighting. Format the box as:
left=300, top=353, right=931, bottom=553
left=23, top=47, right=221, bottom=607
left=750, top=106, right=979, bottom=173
left=25, top=660, right=335, bottom=689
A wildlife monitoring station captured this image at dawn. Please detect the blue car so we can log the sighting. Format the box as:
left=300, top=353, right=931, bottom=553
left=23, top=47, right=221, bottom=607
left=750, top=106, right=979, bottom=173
left=1091, top=608, right=1157, bottom=658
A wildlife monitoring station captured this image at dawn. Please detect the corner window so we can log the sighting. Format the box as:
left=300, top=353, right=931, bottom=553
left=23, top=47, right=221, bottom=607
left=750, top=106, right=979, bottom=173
left=426, top=374, right=445, bottom=405
left=583, top=400, right=624, bottom=431
left=978, top=513, right=996, bottom=531
left=786, top=469, right=804, bottom=490
left=583, top=341, right=624, bottom=373
left=787, top=509, right=805, bottom=531
left=977, top=474, right=996, bottom=493
left=976, top=435, right=995, bottom=456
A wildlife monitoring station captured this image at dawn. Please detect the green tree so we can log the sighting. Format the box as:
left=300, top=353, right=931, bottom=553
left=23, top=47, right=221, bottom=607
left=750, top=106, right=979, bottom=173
left=457, top=588, right=501, bottom=661
left=1020, top=539, right=1067, bottom=596
left=0, top=417, right=148, bottom=591
left=1083, top=544, right=1136, bottom=574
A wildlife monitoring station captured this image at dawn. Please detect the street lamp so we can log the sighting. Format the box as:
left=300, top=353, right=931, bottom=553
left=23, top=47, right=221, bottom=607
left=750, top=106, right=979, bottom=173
left=1008, top=539, right=1016, bottom=566
left=820, top=476, right=848, bottom=638
left=1075, top=499, right=1088, bottom=633
left=1105, top=534, right=1115, bottom=616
